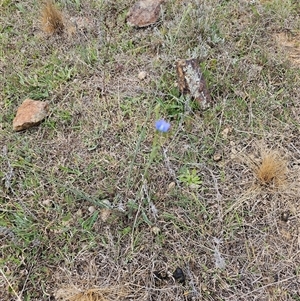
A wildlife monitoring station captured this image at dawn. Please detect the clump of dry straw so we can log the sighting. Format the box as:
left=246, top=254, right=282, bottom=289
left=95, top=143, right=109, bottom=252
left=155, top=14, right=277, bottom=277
left=253, top=150, right=287, bottom=187
left=55, top=287, right=128, bottom=301
left=40, top=0, right=64, bottom=34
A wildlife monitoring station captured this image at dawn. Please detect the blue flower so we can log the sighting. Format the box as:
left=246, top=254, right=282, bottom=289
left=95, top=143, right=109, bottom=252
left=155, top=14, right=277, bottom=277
left=155, top=119, right=171, bottom=132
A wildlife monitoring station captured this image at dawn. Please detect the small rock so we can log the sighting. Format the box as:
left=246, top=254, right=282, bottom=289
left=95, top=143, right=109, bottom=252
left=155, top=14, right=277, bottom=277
left=127, top=0, right=164, bottom=27
left=13, top=99, right=49, bottom=131
left=151, top=226, right=161, bottom=235
left=281, top=211, right=289, bottom=222
left=138, top=71, right=147, bottom=80
left=213, top=153, right=222, bottom=162
left=88, top=206, right=96, bottom=214
left=173, top=267, right=186, bottom=284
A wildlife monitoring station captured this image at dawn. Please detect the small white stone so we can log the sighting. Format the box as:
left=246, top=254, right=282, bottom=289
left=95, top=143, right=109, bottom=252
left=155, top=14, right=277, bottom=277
left=88, top=206, right=96, bottom=213
left=42, top=199, right=52, bottom=206
left=138, top=71, right=147, bottom=80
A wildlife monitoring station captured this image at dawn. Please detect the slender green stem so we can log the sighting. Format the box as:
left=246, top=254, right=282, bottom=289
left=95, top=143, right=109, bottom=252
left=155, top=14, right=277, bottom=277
left=144, top=131, right=159, bottom=179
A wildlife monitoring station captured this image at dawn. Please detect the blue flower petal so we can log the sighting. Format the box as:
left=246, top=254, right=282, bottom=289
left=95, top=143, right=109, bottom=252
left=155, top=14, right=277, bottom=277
left=155, top=119, right=171, bottom=132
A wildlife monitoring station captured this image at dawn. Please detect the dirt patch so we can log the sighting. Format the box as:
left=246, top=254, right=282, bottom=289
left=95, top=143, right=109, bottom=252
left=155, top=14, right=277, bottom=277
left=274, top=32, right=300, bottom=66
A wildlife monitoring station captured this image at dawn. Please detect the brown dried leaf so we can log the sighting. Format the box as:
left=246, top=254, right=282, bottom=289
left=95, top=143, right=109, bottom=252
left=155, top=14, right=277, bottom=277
left=176, top=59, right=213, bottom=110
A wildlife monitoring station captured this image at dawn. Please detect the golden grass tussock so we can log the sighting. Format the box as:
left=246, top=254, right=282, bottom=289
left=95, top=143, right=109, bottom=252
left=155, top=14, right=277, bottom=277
left=55, top=287, right=128, bottom=301
left=68, top=289, right=108, bottom=301
left=253, top=150, right=287, bottom=187
left=40, top=0, right=64, bottom=34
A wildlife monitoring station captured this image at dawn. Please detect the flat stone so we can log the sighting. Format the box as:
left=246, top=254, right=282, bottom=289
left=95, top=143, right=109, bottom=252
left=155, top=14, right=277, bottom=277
left=13, top=99, right=49, bottom=131
left=127, top=0, right=164, bottom=27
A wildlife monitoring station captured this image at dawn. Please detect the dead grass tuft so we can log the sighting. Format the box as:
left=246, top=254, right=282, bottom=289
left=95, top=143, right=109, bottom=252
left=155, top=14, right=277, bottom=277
left=55, top=287, right=128, bottom=301
left=40, top=0, right=64, bottom=34
left=253, top=150, right=287, bottom=187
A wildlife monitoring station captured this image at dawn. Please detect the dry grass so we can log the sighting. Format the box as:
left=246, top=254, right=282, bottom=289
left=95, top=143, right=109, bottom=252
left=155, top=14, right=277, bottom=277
left=40, top=0, right=64, bottom=34
left=253, top=150, right=287, bottom=187
left=1, top=0, right=300, bottom=300
left=274, top=32, right=300, bottom=66
left=55, top=287, right=128, bottom=301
